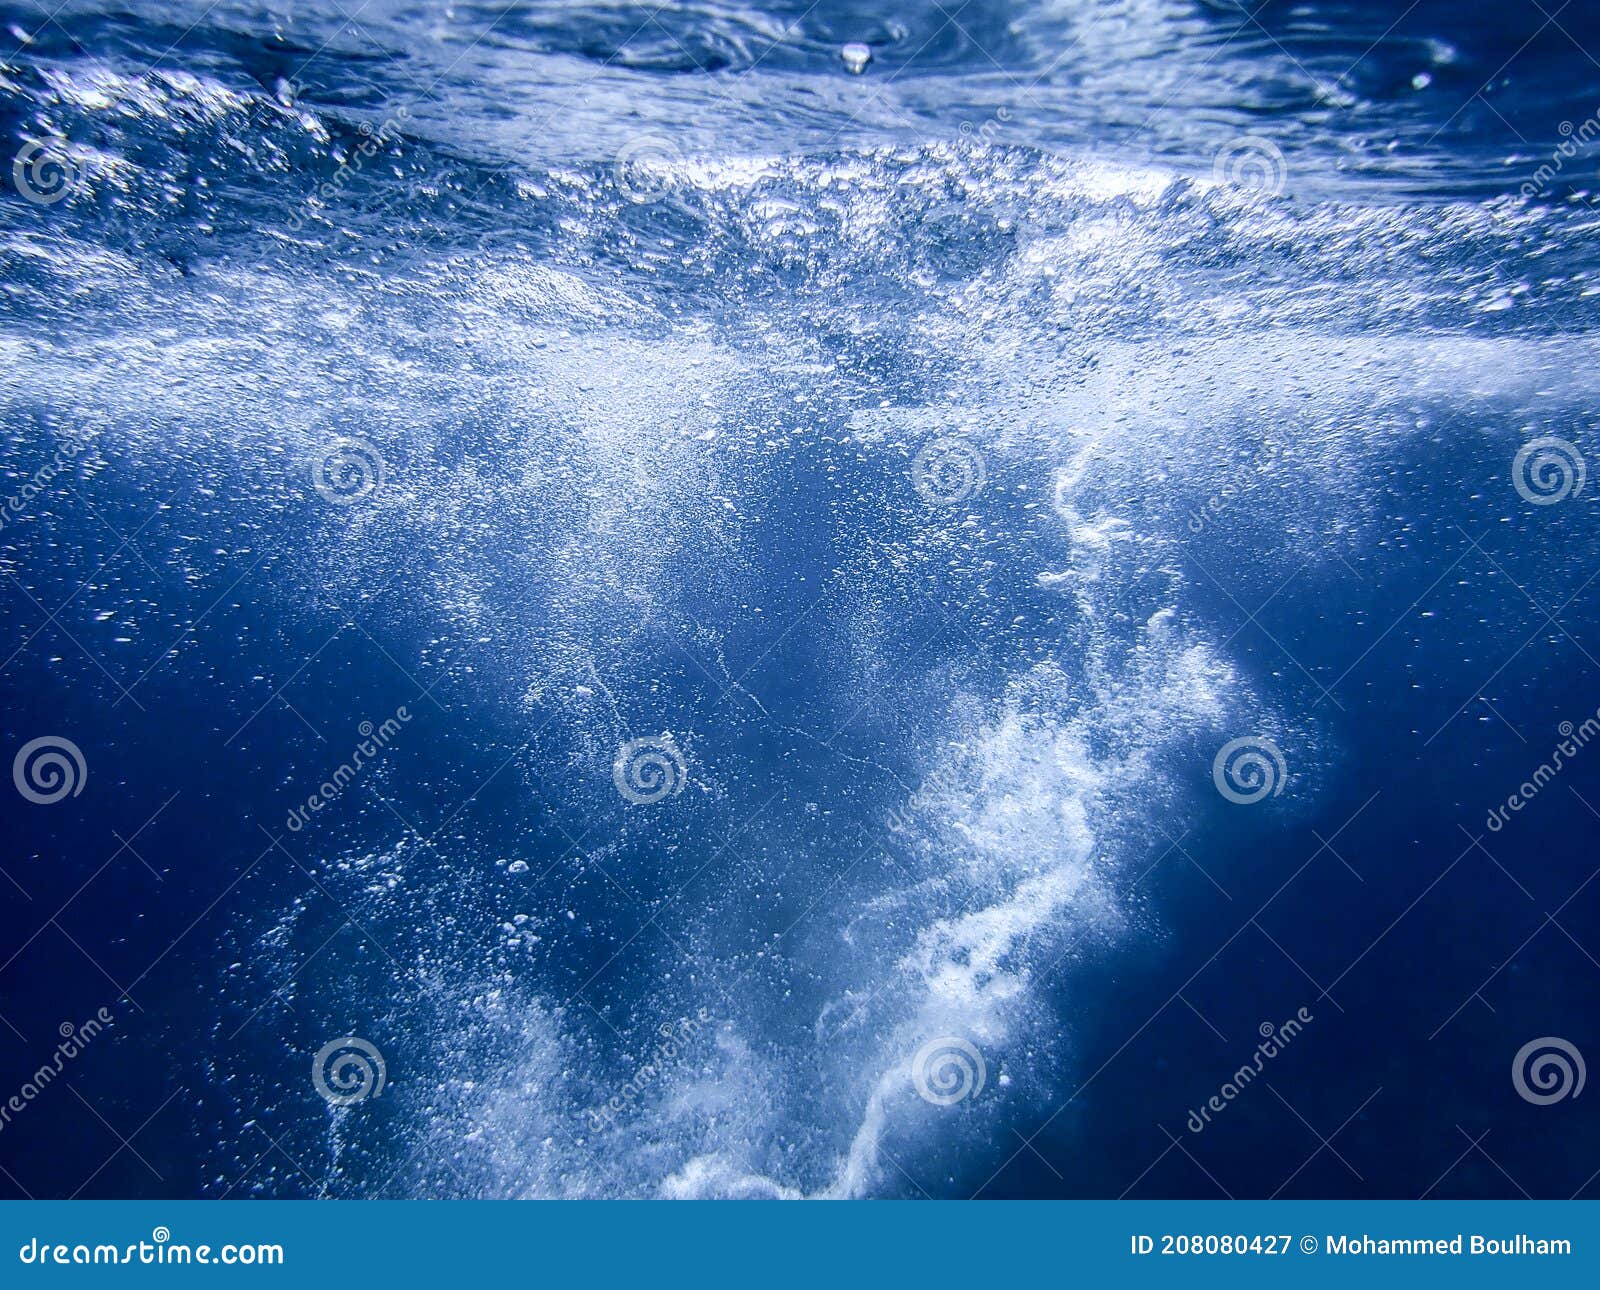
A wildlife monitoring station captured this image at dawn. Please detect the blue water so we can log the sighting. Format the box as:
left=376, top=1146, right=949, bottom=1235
left=2, top=0, right=1598, bottom=1199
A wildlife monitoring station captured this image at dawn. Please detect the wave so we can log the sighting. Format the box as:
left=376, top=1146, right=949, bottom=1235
left=8, top=1, right=1598, bottom=202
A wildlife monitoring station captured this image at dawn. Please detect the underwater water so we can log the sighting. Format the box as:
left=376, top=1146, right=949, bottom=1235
left=1, top=0, right=1598, bottom=1198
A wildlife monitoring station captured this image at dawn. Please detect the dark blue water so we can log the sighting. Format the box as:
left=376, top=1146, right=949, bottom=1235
left=1, top=0, right=1598, bottom=1199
